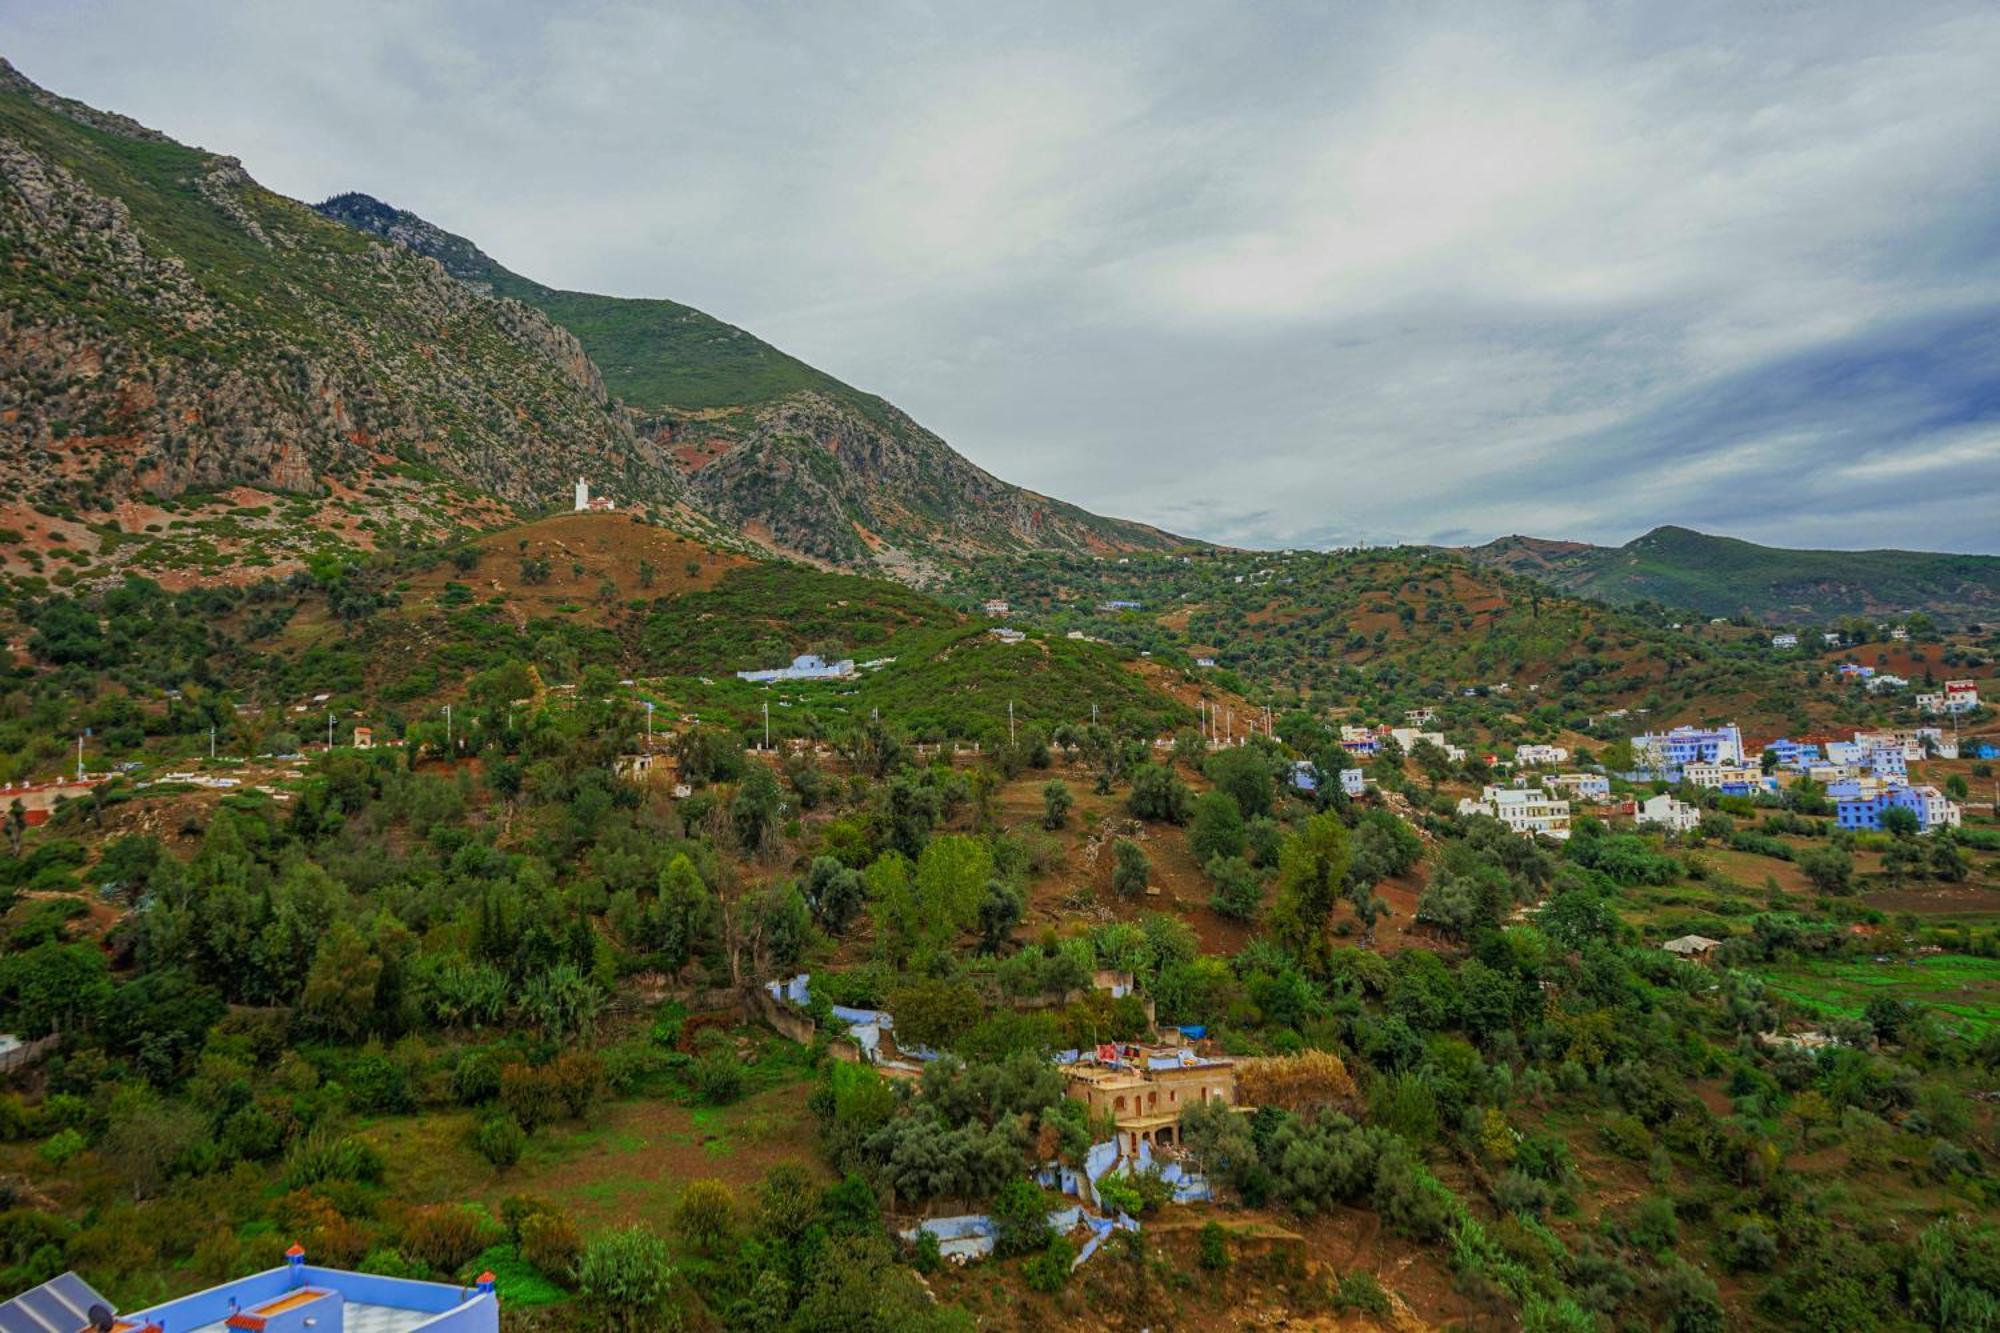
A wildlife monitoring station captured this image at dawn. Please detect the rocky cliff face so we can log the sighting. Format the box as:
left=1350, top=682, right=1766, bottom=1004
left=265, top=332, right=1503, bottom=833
left=0, top=61, right=677, bottom=514
left=684, top=392, right=1179, bottom=575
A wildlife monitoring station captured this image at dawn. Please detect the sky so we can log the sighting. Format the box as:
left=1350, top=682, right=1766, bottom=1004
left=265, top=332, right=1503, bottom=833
left=11, top=1, right=2000, bottom=553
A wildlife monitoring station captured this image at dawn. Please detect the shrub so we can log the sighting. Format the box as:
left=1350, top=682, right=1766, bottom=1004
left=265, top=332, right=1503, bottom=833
left=549, top=1052, right=607, bottom=1120
left=991, top=1178, right=1052, bottom=1257
left=690, top=1052, right=744, bottom=1106
left=1333, top=1270, right=1391, bottom=1316
left=1111, top=839, right=1150, bottom=899
left=577, top=1225, right=675, bottom=1332
left=1198, top=1220, right=1231, bottom=1271
left=501, top=1193, right=564, bottom=1241
left=520, top=1212, right=583, bottom=1284
left=1041, top=780, right=1073, bottom=831
left=1022, top=1233, right=1076, bottom=1293
left=473, top=1115, right=526, bottom=1169
left=1599, top=1114, right=1654, bottom=1160
left=671, top=1179, right=736, bottom=1255
left=402, top=1204, right=498, bottom=1272
left=37, top=1129, right=85, bottom=1168
left=283, top=1130, right=385, bottom=1187
left=499, top=1063, right=560, bottom=1133
left=452, top=1051, right=502, bottom=1105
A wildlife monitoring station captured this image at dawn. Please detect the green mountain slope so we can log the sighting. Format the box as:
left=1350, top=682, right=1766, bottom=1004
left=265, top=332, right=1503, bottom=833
left=311, top=192, right=1187, bottom=577
left=0, top=60, right=678, bottom=520
left=1463, top=525, right=2000, bottom=625
left=313, top=191, right=872, bottom=417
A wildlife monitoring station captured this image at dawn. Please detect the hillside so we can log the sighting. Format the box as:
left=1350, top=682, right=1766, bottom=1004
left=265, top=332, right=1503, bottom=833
left=0, top=61, right=679, bottom=526
left=312, top=192, right=1186, bottom=577
left=1464, top=525, right=2000, bottom=625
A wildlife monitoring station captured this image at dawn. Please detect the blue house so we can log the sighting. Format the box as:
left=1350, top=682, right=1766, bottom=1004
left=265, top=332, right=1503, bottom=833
left=83, top=1247, right=498, bottom=1333
left=1633, top=724, right=1744, bottom=774
left=1761, top=738, right=1821, bottom=770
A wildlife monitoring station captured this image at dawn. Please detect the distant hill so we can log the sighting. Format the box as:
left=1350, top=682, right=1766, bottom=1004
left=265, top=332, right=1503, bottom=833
left=311, top=192, right=1185, bottom=578
left=1461, top=526, right=2000, bottom=625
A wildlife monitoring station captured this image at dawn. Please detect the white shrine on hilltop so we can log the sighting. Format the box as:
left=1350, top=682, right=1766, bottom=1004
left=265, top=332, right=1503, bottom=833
left=573, top=477, right=615, bottom=512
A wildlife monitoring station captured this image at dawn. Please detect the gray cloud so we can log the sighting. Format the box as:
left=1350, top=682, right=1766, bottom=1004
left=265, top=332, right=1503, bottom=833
left=10, top=0, right=2000, bottom=551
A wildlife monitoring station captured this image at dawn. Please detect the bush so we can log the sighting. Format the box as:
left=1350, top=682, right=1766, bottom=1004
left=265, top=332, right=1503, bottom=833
left=1333, top=1270, right=1391, bottom=1316
left=452, top=1051, right=502, bottom=1105
left=499, top=1063, right=560, bottom=1132
left=283, top=1130, right=385, bottom=1188
left=520, top=1212, right=584, bottom=1284
left=690, top=1052, right=744, bottom=1106
left=1022, top=1233, right=1077, bottom=1293
left=1198, top=1220, right=1231, bottom=1272
left=671, top=1178, right=736, bottom=1255
left=402, top=1204, right=499, bottom=1272
left=473, top=1115, right=526, bottom=1169
left=991, top=1178, right=1052, bottom=1257
left=37, top=1129, right=85, bottom=1168
left=911, top=1228, right=941, bottom=1274
left=1599, top=1114, right=1654, bottom=1160
left=501, top=1193, right=564, bottom=1240
left=1111, top=839, right=1150, bottom=899
left=577, top=1225, right=675, bottom=1332
left=1041, top=780, right=1073, bottom=831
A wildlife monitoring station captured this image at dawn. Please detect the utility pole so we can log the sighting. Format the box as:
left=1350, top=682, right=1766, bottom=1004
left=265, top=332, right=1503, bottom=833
left=76, top=732, right=84, bottom=781
left=443, top=704, right=452, bottom=756
left=326, top=711, right=334, bottom=750
left=1009, top=699, right=1016, bottom=747
left=209, top=726, right=216, bottom=760
left=1092, top=703, right=1098, bottom=728
left=763, top=701, right=770, bottom=750
left=645, top=700, right=654, bottom=751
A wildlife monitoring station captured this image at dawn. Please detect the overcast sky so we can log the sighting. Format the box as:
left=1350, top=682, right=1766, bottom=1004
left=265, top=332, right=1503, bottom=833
left=12, top=2, right=2000, bottom=552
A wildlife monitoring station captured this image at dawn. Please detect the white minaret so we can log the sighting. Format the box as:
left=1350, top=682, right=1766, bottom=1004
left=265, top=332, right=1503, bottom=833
left=574, top=477, right=589, bottom=511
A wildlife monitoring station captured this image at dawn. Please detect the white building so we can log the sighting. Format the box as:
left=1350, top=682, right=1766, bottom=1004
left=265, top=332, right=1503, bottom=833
left=1890, top=626, right=1909, bottom=642
left=1340, top=767, right=1368, bottom=798
left=1514, top=743, right=1570, bottom=767
left=1635, top=792, right=1701, bottom=833
left=1865, top=674, right=1909, bottom=693
left=1909, top=785, right=1964, bottom=831
left=1771, top=633, right=1799, bottom=650
left=1662, top=934, right=1720, bottom=958
left=736, top=653, right=857, bottom=683
left=988, top=627, right=1027, bottom=644
left=1822, top=632, right=1843, bottom=646
left=1457, top=785, right=1572, bottom=839
left=1404, top=707, right=1438, bottom=725
left=982, top=599, right=1010, bottom=616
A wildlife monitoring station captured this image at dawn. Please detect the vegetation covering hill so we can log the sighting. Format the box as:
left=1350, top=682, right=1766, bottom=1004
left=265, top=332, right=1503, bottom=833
left=3, top=509, right=2000, bottom=1331
left=1464, top=525, right=2000, bottom=626
left=0, top=61, right=678, bottom=521
left=312, top=192, right=1186, bottom=578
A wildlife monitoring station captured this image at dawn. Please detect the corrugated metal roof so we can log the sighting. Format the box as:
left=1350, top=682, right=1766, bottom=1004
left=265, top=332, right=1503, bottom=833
left=0, top=1272, right=113, bottom=1333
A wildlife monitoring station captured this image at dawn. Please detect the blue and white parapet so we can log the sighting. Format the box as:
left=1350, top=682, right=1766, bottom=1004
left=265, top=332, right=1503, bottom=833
left=115, top=1245, right=499, bottom=1333
left=736, top=653, right=856, bottom=684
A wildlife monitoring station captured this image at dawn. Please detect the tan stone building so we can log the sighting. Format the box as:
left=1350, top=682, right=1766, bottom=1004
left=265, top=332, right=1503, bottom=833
left=1061, top=1044, right=1236, bottom=1156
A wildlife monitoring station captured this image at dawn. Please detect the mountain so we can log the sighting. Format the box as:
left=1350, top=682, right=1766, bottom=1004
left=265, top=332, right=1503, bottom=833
left=0, top=59, right=1179, bottom=592
left=312, top=192, right=1186, bottom=577
left=1462, top=525, right=2000, bottom=625
left=0, top=60, right=679, bottom=530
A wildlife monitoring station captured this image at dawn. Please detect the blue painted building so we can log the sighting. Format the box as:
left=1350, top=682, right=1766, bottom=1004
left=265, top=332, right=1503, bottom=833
left=1633, top=724, right=1744, bottom=773
left=1761, top=738, right=1821, bottom=770
left=113, top=1247, right=499, bottom=1333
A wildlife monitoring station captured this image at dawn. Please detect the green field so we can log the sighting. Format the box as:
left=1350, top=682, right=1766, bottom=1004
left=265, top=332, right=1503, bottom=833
left=1755, top=954, right=2000, bottom=1035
